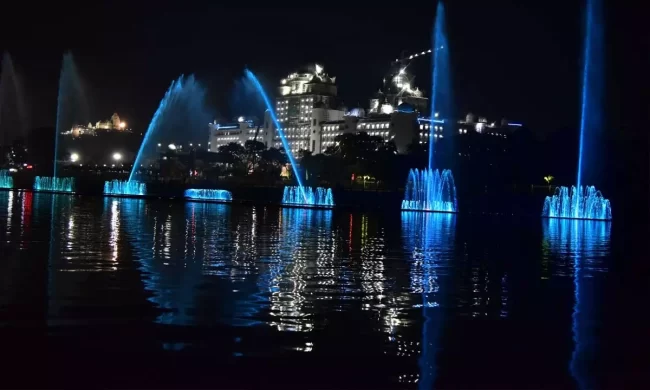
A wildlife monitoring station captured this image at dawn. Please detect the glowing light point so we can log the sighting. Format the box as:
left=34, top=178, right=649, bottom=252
left=119, top=122, right=126, bottom=129
left=113, top=152, right=122, bottom=161
left=70, top=153, right=79, bottom=162
left=237, top=116, right=245, bottom=123
left=168, top=144, right=177, bottom=150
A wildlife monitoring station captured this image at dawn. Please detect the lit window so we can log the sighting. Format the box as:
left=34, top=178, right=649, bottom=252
left=420, top=124, right=424, bottom=130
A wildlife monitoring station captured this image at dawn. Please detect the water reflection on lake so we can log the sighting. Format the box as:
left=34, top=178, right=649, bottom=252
left=0, top=191, right=646, bottom=388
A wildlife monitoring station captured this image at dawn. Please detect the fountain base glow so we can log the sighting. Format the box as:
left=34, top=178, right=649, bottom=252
left=104, top=180, right=147, bottom=196
left=0, top=170, right=13, bottom=189
left=185, top=189, right=232, bottom=202
left=542, top=185, right=611, bottom=220
left=33, top=176, right=74, bottom=193
left=282, top=186, right=334, bottom=208
left=401, top=168, right=457, bottom=213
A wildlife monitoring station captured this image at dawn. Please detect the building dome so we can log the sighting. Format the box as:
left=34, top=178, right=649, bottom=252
left=346, top=108, right=366, bottom=118
left=396, top=102, right=415, bottom=113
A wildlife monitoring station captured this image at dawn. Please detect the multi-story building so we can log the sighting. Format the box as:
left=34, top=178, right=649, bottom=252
left=260, top=65, right=346, bottom=154
left=207, top=116, right=261, bottom=151
left=369, top=64, right=428, bottom=115
left=313, top=104, right=421, bottom=154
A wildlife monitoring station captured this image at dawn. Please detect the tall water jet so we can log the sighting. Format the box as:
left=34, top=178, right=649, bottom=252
left=402, top=168, right=457, bottom=212
left=104, top=180, right=147, bottom=196
left=428, top=1, right=452, bottom=170
left=243, top=70, right=311, bottom=204
left=184, top=189, right=232, bottom=202
left=0, top=52, right=28, bottom=147
left=543, top=0, right=610, bottom=219
left=402, top=2, right=457, bottom=212
left=130, top=75, right=211, bottom=182
left=282, top=186, right=333, bottom=208
left=55, top=53, right=89, bottom=177
left=0, top=169, right=13, bottom=189
left=576, top=0, right=604, bottom=187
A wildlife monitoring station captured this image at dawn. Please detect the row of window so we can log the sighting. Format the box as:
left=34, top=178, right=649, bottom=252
left=420, top=124, right=443, bottom=131
left=359, top=123, right=389, bottom=130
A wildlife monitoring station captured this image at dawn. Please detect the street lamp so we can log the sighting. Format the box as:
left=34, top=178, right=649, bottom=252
left=113, top=152, right=122, bottom=161
left=70, top=153, right=79, bottom=162
left=168, top=144, right=177, bottom=150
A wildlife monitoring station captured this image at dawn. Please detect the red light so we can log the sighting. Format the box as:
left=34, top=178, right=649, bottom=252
left=26, top=165, right=33, bottom=169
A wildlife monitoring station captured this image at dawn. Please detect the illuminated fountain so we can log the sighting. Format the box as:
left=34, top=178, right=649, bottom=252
left=244, top=69, right=335, bottom=208
left=0, top=170, right=13, bottom=189
left=184, top=189, right=232, bottom=202
left=104, top=180, right=147, bottom=196
left=402, top=168, right=457, bottom=213
left=34, top=53, right=84, bottom=193
left=129, top=74, right=211, bottom=182
left=33, top=176, right=74, bottom=193
left=401, top=2, right=457, bottom=213
left=542, top=0, right=611, bottom=220
left=282, top=186, right=333, bottom=208
left=542, top=185, right=611, bottom=220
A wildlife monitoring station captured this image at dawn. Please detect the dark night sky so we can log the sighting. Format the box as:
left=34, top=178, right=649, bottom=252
left=0, top=0, right=644, bottom=137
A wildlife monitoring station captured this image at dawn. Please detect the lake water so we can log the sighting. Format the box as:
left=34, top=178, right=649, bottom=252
left=0, top=191, right=647, bottom=388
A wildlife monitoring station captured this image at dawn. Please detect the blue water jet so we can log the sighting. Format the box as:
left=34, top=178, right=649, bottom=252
left=243, top=70, right=309, bottom=203
left=576, top=0, right=604, bottom=187
left=104, top=180, right=147, bottom=196
left=55, top=53, right=89, bottom=178
left=130, top=75, right=210, bottom=181
left=402, top=168, right=457, bottom=213
left=33, top=176, right=74, bottom=193
left=428, top=1, right=452, bottom=170
left=542, top=185, right=611, bottom=220
left=282, top=186, right=334, bottom=208
left=0, top=169, right=13, bottom=189
left=403, top=3, right=458, bottom=212
left=184, top=188, right=232, bottom=202
left=0, top=52, right=29, bottom=145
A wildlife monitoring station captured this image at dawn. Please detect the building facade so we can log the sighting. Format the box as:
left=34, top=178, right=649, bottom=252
left=261, top=65, right=346, bottom=154
left=207, top=117, right=261, bottom=151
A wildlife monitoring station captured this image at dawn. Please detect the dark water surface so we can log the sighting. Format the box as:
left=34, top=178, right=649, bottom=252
left=0, top=191, right=648, bottom=388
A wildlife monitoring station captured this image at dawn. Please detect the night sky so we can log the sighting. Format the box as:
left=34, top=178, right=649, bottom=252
left=0, top=0, right=643, bottom=137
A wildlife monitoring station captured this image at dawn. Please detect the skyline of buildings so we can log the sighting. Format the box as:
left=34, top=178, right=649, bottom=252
left=209, top=62, right=524, bottom=156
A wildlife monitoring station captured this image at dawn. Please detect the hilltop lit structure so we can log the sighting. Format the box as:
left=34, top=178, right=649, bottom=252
left=62, top=113, right=129, bottom=138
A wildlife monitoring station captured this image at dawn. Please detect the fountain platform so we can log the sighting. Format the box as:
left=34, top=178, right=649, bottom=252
left=542, top=185, right=611, bottom=220
left=33, top=176, right=75, bottom=193
left=401, top=168, right=457, bottom=213
left=184, top=189, right=233, bottom=203
left=104, top=180, right=147, bottom=197
left=0, top=170, right=13, bottom=189
left=282, top=186, right=334, bottom=209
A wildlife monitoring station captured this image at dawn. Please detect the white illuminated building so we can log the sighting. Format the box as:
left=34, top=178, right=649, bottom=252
left=262, top=64, right=345, bottom=154
left=207, top=116, right=261, bottom=151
